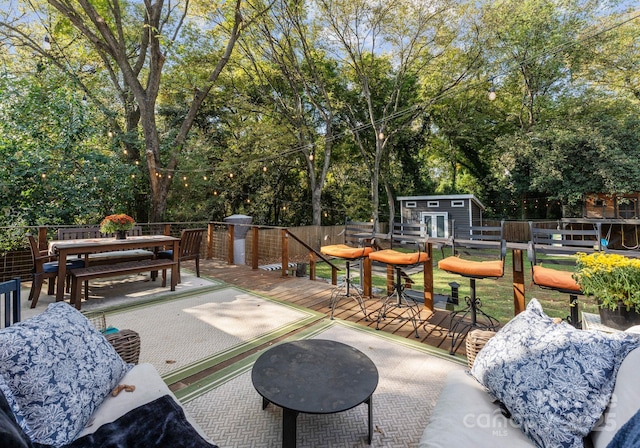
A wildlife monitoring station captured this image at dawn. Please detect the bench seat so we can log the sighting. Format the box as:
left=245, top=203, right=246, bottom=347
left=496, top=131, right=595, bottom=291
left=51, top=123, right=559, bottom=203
left=69, top=259, right=176, bottom=310
left=86, top=249, right=155, bottom=265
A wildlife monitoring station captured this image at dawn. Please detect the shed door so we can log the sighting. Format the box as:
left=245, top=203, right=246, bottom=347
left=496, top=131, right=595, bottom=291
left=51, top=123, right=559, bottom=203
left=421, top=212, right=448, bottom=238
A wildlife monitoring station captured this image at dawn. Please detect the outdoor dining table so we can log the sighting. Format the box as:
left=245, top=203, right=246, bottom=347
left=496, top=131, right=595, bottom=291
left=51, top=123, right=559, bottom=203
left=49, top=235, right=180, bottom=302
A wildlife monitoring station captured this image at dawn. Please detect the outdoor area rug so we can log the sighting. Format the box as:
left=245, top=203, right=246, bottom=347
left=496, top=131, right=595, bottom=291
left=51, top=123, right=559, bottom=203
left=179, top=320, right=467, bottom=447
left=103, top=286, right=322, bottom=382
left=20, top=269, right=221, bottom=320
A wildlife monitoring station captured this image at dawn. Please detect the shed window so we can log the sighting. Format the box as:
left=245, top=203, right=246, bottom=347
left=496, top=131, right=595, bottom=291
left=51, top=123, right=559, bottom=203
left=406, top=201, right=417, bottom=208
left=427, top=201, right=439, bottom=207
left=451, top=200, right=464, bottom=207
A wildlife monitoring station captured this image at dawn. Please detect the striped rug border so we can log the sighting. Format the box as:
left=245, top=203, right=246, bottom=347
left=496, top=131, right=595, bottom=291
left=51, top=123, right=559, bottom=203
left=174, top=318, right=466, bottom=403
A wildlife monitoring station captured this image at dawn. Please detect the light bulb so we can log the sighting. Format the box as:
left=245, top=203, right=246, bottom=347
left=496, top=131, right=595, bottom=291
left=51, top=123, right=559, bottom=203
left=488, top=87, right=496, bottom=101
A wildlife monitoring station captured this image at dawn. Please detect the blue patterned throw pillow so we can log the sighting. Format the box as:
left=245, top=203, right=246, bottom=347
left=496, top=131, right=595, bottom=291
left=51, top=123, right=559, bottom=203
left=471, top=299, right=640, bottom=448
left=0, top=302, right=131, bottom=447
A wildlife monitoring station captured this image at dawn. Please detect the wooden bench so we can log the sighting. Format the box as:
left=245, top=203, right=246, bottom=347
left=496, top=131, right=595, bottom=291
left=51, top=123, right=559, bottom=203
left=69, top=259, right=176, bottom=310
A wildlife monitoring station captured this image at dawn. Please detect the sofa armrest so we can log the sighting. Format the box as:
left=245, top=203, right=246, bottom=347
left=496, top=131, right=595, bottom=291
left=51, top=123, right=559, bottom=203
left=465, top=329, right=496, bottom=369
left=106, top=330, right=141, bottom=365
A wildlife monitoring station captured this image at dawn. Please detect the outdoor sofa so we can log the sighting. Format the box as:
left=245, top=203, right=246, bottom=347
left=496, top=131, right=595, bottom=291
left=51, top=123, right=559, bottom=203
left=0, top=302, right=218, bottom=448
left=419, top=299, right=640, bottom=448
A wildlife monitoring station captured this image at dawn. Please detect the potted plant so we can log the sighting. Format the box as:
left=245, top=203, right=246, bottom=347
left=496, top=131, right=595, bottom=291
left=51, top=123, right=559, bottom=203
left=574, top=252, right=640, bottom=330
left=100, top=214, right=136, bottom=240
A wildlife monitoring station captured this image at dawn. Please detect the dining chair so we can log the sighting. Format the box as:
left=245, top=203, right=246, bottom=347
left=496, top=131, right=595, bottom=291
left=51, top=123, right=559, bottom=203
left=368, top=222, right=430, bottom=338
left=159, top=228, right=207, bottom=286
left=27, top=235, right=85, bottom=308
left=320, top=219, right=377, bottom=320
left=0, top=278, right=20, bottom=328
left=438, top=220, right=505, bottom=353
left=528, top=220, right=602, bottom=328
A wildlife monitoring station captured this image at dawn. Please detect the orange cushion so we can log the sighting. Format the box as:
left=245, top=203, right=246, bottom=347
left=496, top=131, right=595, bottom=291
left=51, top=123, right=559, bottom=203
left=532, top=265, right=581, bottom=292
left=438, top=257, right=504, bottom=278
left=320, top=244, right=373, bottom=260
left=368, top=249, right=428, bottom=265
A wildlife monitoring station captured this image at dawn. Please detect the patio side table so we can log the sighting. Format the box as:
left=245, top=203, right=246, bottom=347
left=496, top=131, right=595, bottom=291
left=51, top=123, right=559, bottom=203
left=251, top=339, right=379, bottom=448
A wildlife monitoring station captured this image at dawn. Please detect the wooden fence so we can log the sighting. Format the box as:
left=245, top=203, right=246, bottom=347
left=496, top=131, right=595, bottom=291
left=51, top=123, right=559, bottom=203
left=4, top=218, right=640, bottom=283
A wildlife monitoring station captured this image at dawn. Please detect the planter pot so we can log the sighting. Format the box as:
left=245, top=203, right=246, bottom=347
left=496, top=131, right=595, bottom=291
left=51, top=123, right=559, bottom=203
left=116, top=230, right=127, bottom=240
left=598, top=302, right=640, bottom=331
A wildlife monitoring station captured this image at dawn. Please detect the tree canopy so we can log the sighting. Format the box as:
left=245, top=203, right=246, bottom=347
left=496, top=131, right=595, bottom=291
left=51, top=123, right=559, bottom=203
left=1, top=0, right=639, bottom=228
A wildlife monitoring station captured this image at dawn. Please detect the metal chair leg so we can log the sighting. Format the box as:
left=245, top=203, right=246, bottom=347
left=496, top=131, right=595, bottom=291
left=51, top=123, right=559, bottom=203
left=567, top=294, right=581, bottom=329
left=374, top=267, right=421, bottom=338
left=329, top=261, right=368, bottom=320
left=447, top=279, right=499, bottom=354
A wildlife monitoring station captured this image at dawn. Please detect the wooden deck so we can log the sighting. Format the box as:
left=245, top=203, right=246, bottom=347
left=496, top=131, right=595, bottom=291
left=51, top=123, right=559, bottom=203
left=192, top=258, right=473, bottom=357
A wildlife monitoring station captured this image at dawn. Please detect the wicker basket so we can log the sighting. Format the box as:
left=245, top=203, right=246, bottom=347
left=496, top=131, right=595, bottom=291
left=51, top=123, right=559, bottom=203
left=83, top=311, right=140, bottom=365
left=106, top=329, right=141, bottom=365
left=83, top=311, right=107, bottom=333
left=465, top=329, right=497, bottom=370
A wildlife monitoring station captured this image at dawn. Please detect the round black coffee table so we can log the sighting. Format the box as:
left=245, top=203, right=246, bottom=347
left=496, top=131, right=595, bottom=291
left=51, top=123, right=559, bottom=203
left=251, top=339, right=379, bottom=447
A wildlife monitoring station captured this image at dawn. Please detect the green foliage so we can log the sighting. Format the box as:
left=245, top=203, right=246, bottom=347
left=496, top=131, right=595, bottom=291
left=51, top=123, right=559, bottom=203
left=0, top=70, right=137, bottom=226
left=1, top=0, right=639, bottom=226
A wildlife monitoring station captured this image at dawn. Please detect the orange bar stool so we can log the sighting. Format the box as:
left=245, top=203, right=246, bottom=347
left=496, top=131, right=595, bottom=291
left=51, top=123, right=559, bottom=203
left=438, top=221, right=505, bottom=354
left=320, top=244, right=374, bottom=319
left=528, top=221, right=601, bottom=328
left=368, top=227, right=429, bottom=338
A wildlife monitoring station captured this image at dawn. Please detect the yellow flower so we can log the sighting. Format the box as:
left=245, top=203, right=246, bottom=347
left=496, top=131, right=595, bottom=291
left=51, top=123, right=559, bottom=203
left=574, top=252, right=640, bottom=312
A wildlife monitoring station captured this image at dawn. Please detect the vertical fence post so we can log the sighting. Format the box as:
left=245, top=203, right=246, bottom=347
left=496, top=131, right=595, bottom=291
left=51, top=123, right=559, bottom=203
left=424, top=242, right=434, bottom=311
left=281, top=230, right=289, bottom=278
left=512, top=248, right=525, bottom=315
left=386, top=264, right=394, bottom=295
left=38, top=227, right=48, bottom=251
left=363, top=256, right=372, bottom=298
left=227, top=224, right=235, bottom=265
left=309, top=252, right=316, bottom=281
left=251, top=227, right=259, bottom=270
left=207, top=223, right=214, bottom=259
left=163, top=223, right=171, bottom=236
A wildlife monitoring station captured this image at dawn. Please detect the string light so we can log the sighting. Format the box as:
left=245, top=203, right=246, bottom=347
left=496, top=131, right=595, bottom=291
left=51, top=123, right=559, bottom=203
left=488, top=86, right=496, bottom=101
left=43, top=35, right=51, bottom=51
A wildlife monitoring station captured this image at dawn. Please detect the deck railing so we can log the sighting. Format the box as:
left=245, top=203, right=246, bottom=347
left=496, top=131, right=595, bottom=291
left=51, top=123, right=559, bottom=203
left=0, top=221, right=348, bottom=283
left=4, top=218, right=640, bottom=283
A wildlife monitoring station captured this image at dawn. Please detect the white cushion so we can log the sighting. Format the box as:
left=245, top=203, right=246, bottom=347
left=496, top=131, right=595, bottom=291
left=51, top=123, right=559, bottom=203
left=419, top=370, right=535, bottom=448
left=591, top=347, right=640, bottom=448
left=77, top=363, right=210, bottom=442
left=89, top=249, right=154, bottom=261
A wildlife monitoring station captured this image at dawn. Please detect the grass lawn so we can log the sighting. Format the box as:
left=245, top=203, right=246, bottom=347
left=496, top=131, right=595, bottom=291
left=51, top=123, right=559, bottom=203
left=313, top=247, right=598, bottom=325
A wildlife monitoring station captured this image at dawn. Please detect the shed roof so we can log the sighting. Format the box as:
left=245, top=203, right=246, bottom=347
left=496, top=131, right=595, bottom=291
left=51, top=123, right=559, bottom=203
left=396, top=194, right=485, bottom=211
